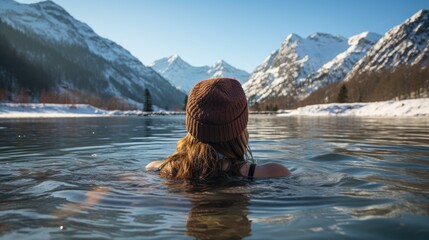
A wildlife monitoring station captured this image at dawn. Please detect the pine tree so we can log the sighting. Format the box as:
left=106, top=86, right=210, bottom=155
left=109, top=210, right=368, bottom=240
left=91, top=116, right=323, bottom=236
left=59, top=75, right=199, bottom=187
left=253, top=101, right=260, bottom=111
left=337, top=84, right=348, bottom=103
left=182, top=95, right=188, bottom=111
left=273, top=104, right=279, bottom=112
left=144, top=88, right=153, bottom=112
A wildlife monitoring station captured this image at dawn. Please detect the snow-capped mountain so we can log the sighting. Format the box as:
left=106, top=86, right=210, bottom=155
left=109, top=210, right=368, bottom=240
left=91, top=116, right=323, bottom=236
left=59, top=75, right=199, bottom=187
left=243, top=33, right=352, bottom=104
left=207, top=60, right=250, bottom=83
left=0, top=0, right=185, bottom=108
left=149, top=55, right=210, bottom=93
left=344, top=9, right=429, bottom=81
left=302, top=32, right=381, bottom=97
left=149, top=55, right=249, bottom=93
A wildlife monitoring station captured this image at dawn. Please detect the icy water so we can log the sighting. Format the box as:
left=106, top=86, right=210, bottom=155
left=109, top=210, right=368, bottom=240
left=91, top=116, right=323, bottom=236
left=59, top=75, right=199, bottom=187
left=1, top=116, right=429, bottom=240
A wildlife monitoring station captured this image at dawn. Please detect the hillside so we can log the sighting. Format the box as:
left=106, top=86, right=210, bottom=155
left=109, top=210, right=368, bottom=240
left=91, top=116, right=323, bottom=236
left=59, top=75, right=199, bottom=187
left=0, top=0, right=185, bottom=109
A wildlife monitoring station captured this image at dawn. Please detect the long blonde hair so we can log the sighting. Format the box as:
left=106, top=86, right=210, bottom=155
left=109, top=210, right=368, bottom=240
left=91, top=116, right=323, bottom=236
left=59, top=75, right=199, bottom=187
left=160, top=130, right=252, bottom=180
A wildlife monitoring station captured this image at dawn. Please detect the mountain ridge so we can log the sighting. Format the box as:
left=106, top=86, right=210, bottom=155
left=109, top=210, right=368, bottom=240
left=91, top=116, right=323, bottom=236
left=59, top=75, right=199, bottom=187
left=243, top=9, right=429, bottom=108
left=297, top=9, right=429, bottom=107
left=300, top=32, right=382, bottom=98
left=243, top=32, right=356, bottom=105
left=344, top=9, right=429, bottom=81
left=149, top=55, right=249, bottom=93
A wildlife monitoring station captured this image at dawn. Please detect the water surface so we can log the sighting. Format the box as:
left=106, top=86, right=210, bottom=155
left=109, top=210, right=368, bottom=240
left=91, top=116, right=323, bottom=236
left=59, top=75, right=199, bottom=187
left=1, top=116, right=428, bottom=239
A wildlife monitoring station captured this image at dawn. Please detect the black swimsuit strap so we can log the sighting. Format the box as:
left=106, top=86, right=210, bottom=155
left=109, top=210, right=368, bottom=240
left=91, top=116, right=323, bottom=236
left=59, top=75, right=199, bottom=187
left=248, top=163, right=256, bottom=180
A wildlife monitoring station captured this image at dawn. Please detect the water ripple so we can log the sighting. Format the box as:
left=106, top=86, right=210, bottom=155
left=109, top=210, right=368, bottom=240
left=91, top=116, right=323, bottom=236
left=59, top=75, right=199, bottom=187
left=0, top=116, right=428, bottom=239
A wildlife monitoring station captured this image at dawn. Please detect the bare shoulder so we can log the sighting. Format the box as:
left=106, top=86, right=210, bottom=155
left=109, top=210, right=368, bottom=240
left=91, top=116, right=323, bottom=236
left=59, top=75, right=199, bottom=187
left=145, top=160, right=164, bottom=170
left=254, top=163, right=291, bottom=178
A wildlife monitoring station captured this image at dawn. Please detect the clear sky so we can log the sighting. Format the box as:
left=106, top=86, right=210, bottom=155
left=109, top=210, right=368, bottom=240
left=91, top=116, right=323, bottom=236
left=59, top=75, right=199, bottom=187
left=14, top=0, right=429, bottom=72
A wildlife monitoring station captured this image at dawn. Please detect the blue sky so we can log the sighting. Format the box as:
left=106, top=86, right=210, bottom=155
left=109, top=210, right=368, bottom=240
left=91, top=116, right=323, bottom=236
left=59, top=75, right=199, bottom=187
left=15, top=0, right=429, bottom=72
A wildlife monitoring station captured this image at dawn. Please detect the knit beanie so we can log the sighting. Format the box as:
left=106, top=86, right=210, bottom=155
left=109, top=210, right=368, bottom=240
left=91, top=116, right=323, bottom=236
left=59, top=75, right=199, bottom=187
left=186, top=78, right=248, bottom=143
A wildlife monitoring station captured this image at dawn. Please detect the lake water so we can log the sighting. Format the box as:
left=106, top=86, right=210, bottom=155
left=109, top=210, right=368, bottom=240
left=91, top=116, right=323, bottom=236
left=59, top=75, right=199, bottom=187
left=0, top=115, right=428, bottom=239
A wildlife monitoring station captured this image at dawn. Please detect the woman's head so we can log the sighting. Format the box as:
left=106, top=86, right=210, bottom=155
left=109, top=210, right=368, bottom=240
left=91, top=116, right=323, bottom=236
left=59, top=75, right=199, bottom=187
left=160, top=78, right=251, bottom=180
left=186, top=78, right=248, bottom=143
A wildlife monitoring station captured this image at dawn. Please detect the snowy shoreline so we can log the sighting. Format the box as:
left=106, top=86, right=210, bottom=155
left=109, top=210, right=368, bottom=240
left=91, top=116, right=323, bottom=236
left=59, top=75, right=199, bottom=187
left=0, top=98, right=428, bottom=118
left=277, top=98, right=429, bottom=117
left=0, top=103, right=184, bottom=118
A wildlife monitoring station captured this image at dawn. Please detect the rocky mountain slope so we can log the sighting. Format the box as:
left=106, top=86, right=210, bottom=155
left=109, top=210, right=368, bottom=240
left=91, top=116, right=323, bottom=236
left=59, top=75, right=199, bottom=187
left=243, top=32, right=380, bottom=104
left=344, top=9, right=429, bottom=81
left=301, top=32, right=381, bottom=98
left=298, top=9, right=429, bottom=106
left=243, top=9, right=429, bottom=106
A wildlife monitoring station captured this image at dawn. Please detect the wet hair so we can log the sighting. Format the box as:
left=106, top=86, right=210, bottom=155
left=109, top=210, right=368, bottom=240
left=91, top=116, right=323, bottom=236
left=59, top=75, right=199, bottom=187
left=159, top=130, right=253, bottom=180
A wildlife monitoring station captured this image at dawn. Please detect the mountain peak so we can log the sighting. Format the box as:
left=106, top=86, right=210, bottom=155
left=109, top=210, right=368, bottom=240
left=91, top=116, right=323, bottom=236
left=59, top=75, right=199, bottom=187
left=308, top=32, right=347, bottom=42
left=348, top=32, right=381, bottom=46
left=215, top=59, right=226, bottom=64
left=149, top=54, right=193, bottom=76
left=384, top=8, right=429, bottom=42
left=212, top=59, right=231, bottom=67
left=284, top=33, right=302, bottom=42
left=34, top=0, right=68, bottom=14
left=167, top=54, right=183, bottom=64
left=308, top=32, right=332, bottom=39
left=36, top=0, right=60, bottom=6
left=408, top=9, right=429, bottom=23
left=391, top=9, right=429, bottom=37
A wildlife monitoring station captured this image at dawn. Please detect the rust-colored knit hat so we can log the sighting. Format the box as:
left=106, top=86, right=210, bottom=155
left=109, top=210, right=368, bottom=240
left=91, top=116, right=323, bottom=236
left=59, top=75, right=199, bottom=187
left=186, top=78, right=248, bottom=143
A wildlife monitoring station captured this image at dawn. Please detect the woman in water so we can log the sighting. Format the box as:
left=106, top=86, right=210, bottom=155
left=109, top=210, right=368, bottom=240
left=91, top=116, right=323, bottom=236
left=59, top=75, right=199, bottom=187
left=146, top=78, right=290, bottom=180
left=54, top=78, right=289, bottom=230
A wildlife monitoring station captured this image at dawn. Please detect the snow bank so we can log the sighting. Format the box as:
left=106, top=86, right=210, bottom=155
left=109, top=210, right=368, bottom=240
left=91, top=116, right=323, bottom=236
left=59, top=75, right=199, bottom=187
left=0, top=103, right=109, bottom=118
left=1, top=98, right=428, bottom=118
left=278, top=98, right=429, bottom=117
left=0, top=103, right=185, bottom=118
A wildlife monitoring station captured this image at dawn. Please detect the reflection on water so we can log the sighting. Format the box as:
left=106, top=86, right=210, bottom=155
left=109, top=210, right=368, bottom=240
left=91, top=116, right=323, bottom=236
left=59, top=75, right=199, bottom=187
left=186, top=191, right=250, bottom=240
left=0, top=116, right=429, bottom=239
left=163, top=181, right=252, bottom=240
